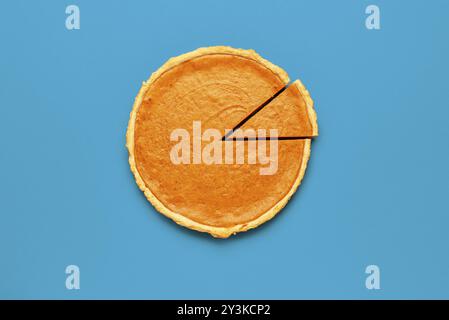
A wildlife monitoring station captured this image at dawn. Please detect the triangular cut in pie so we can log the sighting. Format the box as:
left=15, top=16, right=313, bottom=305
left=225, top=80, right=318, bottom=140
left=127, top=46, right=318, bottom=238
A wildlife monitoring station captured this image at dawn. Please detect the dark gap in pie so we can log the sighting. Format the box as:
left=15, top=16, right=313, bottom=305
left=227, top=136, right=314, bottom=141
left=221, top=84, right=289, bottom=141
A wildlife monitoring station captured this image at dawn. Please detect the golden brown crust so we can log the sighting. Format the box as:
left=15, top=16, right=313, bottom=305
left=145, top=46, right=290, bottom=87
left=292, top=80, right=318, bottom=137
left=126, top=46, right=314, bottom=238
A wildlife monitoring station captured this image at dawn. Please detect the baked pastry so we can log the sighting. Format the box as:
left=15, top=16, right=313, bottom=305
left=126, top=46, right=318, bottom=238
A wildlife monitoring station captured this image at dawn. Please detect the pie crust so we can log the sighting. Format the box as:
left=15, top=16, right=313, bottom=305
left=126, top=46, right=317, bottom=238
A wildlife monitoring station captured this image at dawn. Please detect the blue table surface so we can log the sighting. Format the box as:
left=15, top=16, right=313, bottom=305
left=1, top=0, right=448, bottom=299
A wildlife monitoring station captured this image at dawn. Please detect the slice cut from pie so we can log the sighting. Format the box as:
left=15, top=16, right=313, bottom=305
left=127, top=46, right=317, bottom=238
left=227, top=80, right=318, bottom=139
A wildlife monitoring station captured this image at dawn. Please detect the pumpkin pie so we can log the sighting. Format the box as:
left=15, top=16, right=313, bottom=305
left=126, top=46, right=318, bottom=238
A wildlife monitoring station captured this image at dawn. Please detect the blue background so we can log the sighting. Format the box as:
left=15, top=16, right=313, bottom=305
left=1, top=0, right=448, bottom=299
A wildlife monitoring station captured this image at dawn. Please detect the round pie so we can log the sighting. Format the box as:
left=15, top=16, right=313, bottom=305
left=126, top=46, right=318, bottom=238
